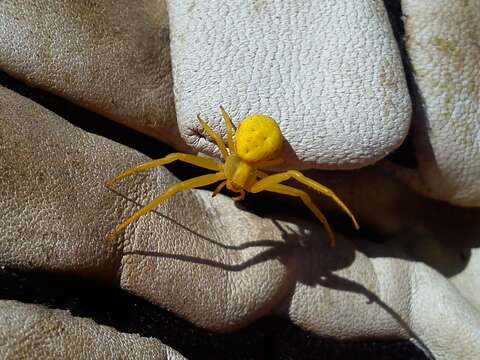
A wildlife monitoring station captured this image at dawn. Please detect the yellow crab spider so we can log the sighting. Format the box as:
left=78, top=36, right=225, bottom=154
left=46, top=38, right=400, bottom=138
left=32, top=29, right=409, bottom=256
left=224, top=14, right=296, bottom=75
left=106, top=107, right=359, bottom=245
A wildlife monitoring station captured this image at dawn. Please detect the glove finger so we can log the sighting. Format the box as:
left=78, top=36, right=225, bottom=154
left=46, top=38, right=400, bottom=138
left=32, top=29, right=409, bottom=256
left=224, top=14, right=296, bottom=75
left=273, top=168, right=480, bottom=360
left=0, top=300, right=185, bottom=359
left=167, top=0, right=411, bottom=169
left=0, top=0, right=185, bottom=150
left=386, top=0, right=480, bottom=206
left=0, top=85, right=291, bottom=330
left=281, top=244, right=480, bottom=360
left=2, top=85, right=479, bottom=360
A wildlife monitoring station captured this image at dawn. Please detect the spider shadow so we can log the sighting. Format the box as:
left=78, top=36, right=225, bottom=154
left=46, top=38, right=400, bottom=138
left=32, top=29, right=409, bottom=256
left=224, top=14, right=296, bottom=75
left=239, top=163, right=480, bottom=279
left=109, top=186, right=291, bottom=256
left=273, top=220, right=434, bottom=358
left=115, top=183, right=354, bottom=273
left=121, top=203, right=432, bottom=358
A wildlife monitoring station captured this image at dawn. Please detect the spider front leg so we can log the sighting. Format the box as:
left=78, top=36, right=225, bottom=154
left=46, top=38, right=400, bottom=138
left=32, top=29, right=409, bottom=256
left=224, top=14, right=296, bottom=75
left=108, top=172, right=226, bottom=240
left=250, top=170, right=359, bottom=230
left=106, top=153, right=221, bottom=187
left=260, top=183, right=336, bottom=246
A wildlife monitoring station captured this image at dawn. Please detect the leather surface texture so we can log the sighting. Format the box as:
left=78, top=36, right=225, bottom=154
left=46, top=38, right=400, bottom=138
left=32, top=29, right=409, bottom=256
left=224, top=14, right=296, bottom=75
left=1, top=86, right=479, bottom=360
left=386, top=0, right=480, bottom=206
left=0, top=300, right=185, bottom=359
left=167, top=0, right=412, bottom=169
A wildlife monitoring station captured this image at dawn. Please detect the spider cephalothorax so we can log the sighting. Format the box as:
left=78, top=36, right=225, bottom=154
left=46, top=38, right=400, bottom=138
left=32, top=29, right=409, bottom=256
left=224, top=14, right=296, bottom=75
left=107, top=107, right=359, bottom=244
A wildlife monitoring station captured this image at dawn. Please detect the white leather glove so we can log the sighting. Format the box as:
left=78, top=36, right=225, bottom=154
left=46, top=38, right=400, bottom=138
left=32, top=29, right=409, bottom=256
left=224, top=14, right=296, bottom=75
left=167, top=0, right=411, bottom=169
left=0, top=300, right=185, bottom=359
left=0, top=1, right=479, bottom=359
left=385, top=0, right=480, bottom=206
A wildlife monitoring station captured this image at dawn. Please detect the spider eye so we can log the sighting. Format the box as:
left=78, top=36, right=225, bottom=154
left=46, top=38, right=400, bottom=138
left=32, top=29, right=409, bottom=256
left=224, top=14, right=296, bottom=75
left=236, top=115, right=283, bottom=162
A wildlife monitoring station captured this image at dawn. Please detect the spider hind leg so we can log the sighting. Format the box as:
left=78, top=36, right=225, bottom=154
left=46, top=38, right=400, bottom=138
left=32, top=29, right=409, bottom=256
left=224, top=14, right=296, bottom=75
left=251, top=170, right=359, bottom=231
left=108, top=172, right=226, bottom=241
left=262, top=183, right=336, bottom=246
left=106, top=153, right=221, bottom=187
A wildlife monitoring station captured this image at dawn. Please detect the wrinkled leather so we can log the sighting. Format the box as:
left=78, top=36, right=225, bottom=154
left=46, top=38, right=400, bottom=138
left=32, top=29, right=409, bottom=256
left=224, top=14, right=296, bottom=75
left=0, top=0, right=185, bottom=150
left=1, top=0, right=477, bottom=206
left=167, top=0, right=411, bottom=169
left=0, top=300, right=185, bottom=359
left=0, top=86, right=290, bottom=330
left=279, top=169, right=480, bottom=360
left=386, top=0, right=480, bottom=206
left=1, top=87, right=479, bottom=360
left=1, top=1, right=479, bottom=359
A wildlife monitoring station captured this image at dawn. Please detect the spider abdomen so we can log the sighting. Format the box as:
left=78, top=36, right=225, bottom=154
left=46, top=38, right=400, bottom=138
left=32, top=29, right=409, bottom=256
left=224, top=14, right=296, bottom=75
left=235, top=115, right=283, bottom=162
